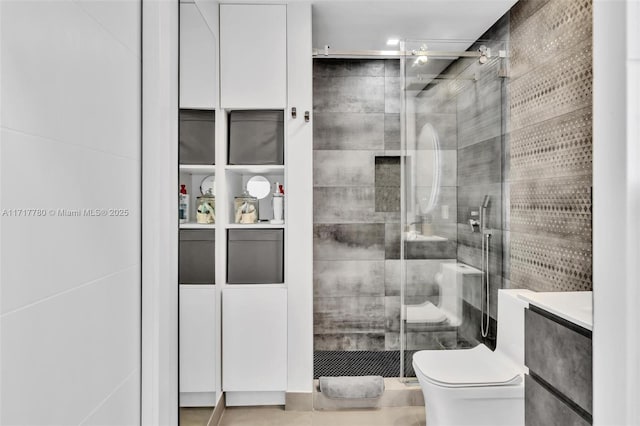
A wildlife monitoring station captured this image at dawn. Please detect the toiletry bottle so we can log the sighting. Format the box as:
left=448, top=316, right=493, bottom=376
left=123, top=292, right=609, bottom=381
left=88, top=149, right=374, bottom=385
left=179, top=184, right=189, bottom=224
left=271, top=182, right=284, bottom=224
left=279, top=184, right=284, bottom=221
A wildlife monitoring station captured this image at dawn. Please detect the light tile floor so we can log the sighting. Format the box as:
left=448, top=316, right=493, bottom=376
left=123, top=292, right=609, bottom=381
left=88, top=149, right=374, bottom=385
left=180, top=407, right=215, bottom=426
left=217, top=406, right=425, bottom=426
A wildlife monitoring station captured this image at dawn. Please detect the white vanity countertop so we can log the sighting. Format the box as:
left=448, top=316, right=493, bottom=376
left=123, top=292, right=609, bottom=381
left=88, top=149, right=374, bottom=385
left=519, top=291, right=593, bottom=331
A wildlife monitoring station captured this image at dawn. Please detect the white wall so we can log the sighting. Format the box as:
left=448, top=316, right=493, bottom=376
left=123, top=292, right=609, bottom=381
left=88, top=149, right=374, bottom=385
left=141, top=0, right=179, bottom=424
left=0, top=1, right=141, bottom=425
left=593, top=0, right=640, bottom=425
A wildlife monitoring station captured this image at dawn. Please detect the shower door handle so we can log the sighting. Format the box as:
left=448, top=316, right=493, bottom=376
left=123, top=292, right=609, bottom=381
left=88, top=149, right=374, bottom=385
left=291, top=107, right=297, bottom=119
left=304, top=111, right=310, bottom=122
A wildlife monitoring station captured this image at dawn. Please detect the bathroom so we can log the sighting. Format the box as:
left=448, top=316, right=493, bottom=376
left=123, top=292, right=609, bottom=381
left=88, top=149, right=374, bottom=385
left=0, top=0, right=637, bottom=426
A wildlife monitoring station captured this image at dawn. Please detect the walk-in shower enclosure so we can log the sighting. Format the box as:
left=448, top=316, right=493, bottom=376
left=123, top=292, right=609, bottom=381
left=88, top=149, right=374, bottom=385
left=313, top=35, right=509, bottom=379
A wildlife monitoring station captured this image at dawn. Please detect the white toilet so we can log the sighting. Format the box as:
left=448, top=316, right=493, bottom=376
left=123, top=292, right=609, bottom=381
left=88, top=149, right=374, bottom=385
left=412, top=289, right=534, bottom=426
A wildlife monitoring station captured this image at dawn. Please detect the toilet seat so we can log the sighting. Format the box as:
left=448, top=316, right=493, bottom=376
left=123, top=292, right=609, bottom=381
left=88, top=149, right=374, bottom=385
left=412, top=345, right=523, bottom=388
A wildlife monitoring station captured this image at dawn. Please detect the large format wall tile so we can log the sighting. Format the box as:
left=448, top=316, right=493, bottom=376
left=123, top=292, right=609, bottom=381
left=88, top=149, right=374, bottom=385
left=457, top=78, right=503, bottom=148
left=314, top=260, right=385, bottom=297
left=384, top=113, right=401, bottom=151
left=457, top=136, right=502, bottom=186
left=313, top=76, right=385, bottom=113
left=314, top=333, right=385, bottom=351
left=456, top=183, right=502, bottom=230
left=406, top=331, right=457, bottom=351
left=385, top=60, right=400, bottom=77
left=405, top=240, right=457, bottom=260
left=385, top=296, right=401, bottom=333
left=413, top=186, right=458, bottom=225
left=313, top=187, right=384, bottom=223
left=385, top=77, right=401, bottom=113
left=414, top=112, right=458, bottom=150
left=314, top=224, right=385, bottom=261
left=457, top=225, right=504, bottom=303
left=314, top=296, right=385, bottom=334
left=414, top=149, right=457, bottom=187
left=313, top=150, right=376, bottom=187
left=313, top=112, right=384, bottom=150
left=415, top=83, right=457, bottom=115
left=384, top=223, right=402, bottom=259
left=314, top=59, right=385, bottom=77
left=384, top=259, right=453, bottom=297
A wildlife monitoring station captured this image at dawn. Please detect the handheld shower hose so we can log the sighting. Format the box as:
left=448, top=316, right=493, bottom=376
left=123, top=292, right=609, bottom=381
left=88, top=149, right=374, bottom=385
left=480, top=195, right=491, bottom=338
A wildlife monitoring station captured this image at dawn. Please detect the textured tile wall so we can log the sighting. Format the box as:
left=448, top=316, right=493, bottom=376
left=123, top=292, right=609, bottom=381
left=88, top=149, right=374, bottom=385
left=509, top=0, right=593, bottom=292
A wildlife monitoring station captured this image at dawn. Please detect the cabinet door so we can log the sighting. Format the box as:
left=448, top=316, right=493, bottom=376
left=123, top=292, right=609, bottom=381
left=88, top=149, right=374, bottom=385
left=180, top=285, right=216, bottom=401
left=220, top=4, right=287, bottom=108
left=180, top=3, right=217, bottom=108
left=222, top=288, right=287, bottom=391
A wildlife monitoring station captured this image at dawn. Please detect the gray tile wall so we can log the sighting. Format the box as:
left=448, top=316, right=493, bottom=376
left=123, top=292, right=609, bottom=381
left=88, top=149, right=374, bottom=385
left=509, top=0, right=593, bottom=292
left=314, top=59, right=406, bottom=351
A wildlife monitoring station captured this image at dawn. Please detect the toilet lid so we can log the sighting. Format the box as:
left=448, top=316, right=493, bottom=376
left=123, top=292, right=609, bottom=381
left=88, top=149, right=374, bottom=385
left=412, top=345, right=523, bottom=388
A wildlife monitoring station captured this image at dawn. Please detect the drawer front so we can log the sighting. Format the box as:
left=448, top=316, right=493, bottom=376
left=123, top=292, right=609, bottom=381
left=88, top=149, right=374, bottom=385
left=525, top=308, right=592, bottom=414
left=525, top=375, right=591, bottom=426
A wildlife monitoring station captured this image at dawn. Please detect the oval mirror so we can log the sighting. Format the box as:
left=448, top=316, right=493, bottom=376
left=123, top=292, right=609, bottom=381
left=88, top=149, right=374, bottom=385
left=417, top=123, right=441, bottom=215
left=246, top=175, right=271, bottom=200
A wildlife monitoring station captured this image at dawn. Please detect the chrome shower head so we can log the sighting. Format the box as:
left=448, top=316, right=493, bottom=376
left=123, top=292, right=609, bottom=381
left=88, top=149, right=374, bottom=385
left=482, top=195, right=490, bottom=208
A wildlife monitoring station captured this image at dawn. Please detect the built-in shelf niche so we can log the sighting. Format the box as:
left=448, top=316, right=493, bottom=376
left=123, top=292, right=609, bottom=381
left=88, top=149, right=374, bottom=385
left=179, top=167, right=216, bottom=225
left=225, top=167, right=284, bottom=226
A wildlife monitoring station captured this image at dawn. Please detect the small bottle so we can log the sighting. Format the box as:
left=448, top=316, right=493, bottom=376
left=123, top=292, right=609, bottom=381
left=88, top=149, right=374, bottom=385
left=271, top=182, right=284, bottom=225
left=179, top=184, right=189, bottom=224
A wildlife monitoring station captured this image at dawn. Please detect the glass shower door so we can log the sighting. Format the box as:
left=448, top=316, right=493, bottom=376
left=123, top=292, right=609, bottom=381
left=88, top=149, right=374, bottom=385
left=400, top=39, right=507, bottom=377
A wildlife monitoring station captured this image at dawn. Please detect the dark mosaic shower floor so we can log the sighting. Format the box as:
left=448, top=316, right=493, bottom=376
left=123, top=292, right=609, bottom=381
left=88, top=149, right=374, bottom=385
left=314, top=350, right=419, bottom=378
left=314, top=337, right=478, bottom=379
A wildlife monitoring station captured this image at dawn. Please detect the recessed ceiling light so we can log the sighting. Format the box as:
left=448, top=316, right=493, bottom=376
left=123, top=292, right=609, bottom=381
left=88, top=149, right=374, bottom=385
left=387, top=39, right=400, bottom=46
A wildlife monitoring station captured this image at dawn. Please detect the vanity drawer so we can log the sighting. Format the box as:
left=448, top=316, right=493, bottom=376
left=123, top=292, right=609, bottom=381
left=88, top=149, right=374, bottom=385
left=525, top=307, right=592, bottom=415
left=525, top=375, right=590, bottom=426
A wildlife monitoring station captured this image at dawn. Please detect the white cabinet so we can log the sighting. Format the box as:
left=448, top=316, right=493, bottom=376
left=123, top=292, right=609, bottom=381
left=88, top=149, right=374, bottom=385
left=285, top=2, right=313, bottom=393
left=180, top=285, right=217, bottom=406
left=180, top=3, right=217, bottom=108
left=220, top=4, right=287, bottom=108
left=222, top=288, right=287, bottom=392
